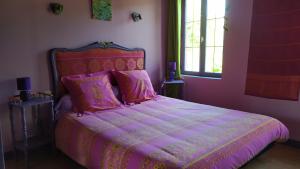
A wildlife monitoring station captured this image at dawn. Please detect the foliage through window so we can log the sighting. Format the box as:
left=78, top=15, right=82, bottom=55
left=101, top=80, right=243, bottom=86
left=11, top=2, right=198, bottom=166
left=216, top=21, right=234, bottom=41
left=182, top=0, right=226, bottom=77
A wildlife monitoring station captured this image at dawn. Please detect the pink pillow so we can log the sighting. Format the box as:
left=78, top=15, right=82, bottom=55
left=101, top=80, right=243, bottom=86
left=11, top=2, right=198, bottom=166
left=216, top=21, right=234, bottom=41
left=62, top=74, right=121, bottom=112
left=88, top=71, right=116, bottom=85
left=112, top=70, right=156, bottom=104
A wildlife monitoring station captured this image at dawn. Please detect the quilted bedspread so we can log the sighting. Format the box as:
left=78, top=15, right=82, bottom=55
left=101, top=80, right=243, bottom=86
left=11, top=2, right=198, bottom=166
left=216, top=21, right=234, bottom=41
left=55, top=96, right=289, bottom=169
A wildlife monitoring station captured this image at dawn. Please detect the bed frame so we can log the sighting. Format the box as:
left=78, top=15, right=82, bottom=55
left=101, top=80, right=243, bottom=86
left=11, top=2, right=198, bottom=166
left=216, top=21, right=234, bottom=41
left=49, top=41, right=146, bottom=101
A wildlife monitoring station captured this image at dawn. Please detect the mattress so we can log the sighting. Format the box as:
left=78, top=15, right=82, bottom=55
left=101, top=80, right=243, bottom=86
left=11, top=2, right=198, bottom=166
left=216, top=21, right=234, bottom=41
left=55, top=96, right=289, bottom=169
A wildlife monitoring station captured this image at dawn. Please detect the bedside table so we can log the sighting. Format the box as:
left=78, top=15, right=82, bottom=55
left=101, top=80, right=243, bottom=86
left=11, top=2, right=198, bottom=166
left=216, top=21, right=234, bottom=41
left=9, top=97, right=55, bottom=169
left=160, top=80, right=184, bottom=99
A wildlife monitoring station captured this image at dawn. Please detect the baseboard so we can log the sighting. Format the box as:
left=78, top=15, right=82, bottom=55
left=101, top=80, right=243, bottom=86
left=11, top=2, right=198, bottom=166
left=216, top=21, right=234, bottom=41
left=285, top=139, right=300, bottom=148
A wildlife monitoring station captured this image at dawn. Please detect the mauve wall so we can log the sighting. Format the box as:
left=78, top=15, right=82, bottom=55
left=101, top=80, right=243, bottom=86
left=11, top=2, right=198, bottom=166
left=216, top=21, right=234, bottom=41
left=184, top=0, right=300, bottom=141
left=0, top=0, right=164, bottom=151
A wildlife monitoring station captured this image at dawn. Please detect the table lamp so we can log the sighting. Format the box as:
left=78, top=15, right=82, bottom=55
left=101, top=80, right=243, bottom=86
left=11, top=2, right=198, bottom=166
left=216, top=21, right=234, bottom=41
left=169, top=62, right=176, bottom=81
left=17, top=77, right=32, bottom=101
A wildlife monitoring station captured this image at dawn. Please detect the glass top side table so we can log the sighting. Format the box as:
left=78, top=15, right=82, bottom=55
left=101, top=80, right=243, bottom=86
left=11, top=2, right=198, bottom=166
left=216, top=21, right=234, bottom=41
left=9, top=97, right=55, bottom=169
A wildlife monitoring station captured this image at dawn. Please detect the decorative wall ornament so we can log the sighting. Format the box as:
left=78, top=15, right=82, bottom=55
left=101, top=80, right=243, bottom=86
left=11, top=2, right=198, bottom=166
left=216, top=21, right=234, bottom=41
left=98, top=41, right=113, bottom=48
left=49, top=3, right=64, bottom=15
left=91, top=0, right=112, bottom=21
left=131, top=12, right=142, bottom=22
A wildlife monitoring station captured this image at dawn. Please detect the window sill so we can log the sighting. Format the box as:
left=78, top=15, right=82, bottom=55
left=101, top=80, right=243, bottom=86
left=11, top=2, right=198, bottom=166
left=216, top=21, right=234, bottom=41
left=181, top=74, right=222, bottom=80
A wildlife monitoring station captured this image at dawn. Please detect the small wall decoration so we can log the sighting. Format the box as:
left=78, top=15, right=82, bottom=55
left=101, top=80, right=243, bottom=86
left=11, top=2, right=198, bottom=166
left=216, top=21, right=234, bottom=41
left=49, top=3, right=64, bottom=15
left=131, top=12, right=142, bottom=22
left=92, top=0, right=112, bottom=21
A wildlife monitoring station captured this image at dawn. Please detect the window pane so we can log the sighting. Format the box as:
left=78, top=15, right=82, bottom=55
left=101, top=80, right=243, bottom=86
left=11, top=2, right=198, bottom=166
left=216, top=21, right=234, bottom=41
left=192, top=48, right=200, bottom=72
left=206, top=19, right=216, bottom=47
left=207, top=0, right=226, bottom=19
left=214, top=47, right=223, bottom=73
left=205, top=47, right=214, bottom=72
left=193, top=0, right=201, bottom=21
left=205, top=47, right=223, bottom=73
left=215, top=18, right=225, bottom=46
left=185, top=48, right=193, bottom=71
left=184, top=47, right=200, bottom=72
left=184, top=0, right=201, bottom=73
left=185, top=22, right=201, bottom=48
left=186, top=0, right=201, bottom=22
left=204, top=0, right=225, bottom=74
left=185, top=22, right=193, bottom=47
left=215, top=0, right=226, bottom=18
left=185, top=0, right=194, bottom=22
left=193, top=21, right=201, bottom=48
left=185, top=0, right=201, bottom=48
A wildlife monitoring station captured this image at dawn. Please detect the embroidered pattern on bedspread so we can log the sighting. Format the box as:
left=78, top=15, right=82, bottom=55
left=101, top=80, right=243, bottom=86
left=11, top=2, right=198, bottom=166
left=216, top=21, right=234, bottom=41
left=55, top=96, right=289, bottom=169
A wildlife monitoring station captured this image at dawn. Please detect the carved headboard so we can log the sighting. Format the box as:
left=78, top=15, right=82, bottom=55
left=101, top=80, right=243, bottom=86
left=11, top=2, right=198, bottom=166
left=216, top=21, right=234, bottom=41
left=49, top=42, right=146, bottom=101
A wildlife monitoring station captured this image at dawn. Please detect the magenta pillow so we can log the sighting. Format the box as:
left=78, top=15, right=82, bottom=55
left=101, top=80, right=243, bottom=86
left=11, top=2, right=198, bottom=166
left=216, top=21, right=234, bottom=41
left=61, top=74, right=121, bottom=112
left=88, top=71, right=116, bottom=85
left=112, top=70, right=156, bottom=104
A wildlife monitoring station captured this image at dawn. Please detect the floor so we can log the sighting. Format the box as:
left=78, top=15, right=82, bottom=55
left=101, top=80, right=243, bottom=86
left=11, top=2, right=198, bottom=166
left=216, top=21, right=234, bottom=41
left=242, top=143, right=300, bottom=169
left=5, top=143, right=300, bottom=169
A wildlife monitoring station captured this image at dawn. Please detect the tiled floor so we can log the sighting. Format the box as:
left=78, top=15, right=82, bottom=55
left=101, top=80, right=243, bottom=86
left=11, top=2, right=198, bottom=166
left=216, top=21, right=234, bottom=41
left=5, top=143, right=300, bottom=169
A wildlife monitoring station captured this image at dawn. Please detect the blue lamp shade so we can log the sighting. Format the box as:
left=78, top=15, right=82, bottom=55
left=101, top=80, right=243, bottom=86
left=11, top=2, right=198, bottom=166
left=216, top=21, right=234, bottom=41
left=17, top=77, right=31, bottom=91
left=168, top=62, right=176, bottom=72
left=16, top=77, right=32, bottom=101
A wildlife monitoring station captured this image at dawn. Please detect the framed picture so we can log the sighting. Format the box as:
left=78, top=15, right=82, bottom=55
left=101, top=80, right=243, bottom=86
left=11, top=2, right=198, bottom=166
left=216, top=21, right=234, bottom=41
left=91, top=0, right=112, bottom=21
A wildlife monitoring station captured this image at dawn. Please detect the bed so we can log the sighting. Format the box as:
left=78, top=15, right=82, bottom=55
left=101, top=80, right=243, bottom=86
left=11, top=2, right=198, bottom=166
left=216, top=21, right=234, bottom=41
left=49, top=42, right=289, bottom=169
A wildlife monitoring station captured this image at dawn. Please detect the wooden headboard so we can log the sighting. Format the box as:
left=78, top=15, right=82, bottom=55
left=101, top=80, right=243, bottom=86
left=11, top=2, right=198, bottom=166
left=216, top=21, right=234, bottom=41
left=49, top=42, right=146, bottom=101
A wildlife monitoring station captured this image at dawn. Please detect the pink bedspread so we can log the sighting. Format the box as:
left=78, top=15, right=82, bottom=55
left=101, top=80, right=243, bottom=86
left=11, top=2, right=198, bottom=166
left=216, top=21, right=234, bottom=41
left=55, top=96, right=289, bottom=169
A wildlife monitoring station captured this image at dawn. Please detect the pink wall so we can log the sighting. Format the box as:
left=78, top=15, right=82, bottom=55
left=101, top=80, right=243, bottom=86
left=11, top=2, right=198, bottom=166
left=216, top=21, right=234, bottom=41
left=184, top=0, right=300, bottom=141
left=0, top=0, right=164, bottom=151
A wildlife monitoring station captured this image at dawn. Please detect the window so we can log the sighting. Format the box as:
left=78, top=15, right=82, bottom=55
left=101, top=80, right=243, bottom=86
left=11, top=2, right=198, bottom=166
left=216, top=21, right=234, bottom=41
left=182, top=0, right=226, bottom=77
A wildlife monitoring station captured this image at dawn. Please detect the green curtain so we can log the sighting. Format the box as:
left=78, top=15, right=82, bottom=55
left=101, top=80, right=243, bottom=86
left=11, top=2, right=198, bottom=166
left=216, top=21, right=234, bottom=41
left=166, top=0, right=182, bottom=79
left=165, top=0, right=182, bottom=99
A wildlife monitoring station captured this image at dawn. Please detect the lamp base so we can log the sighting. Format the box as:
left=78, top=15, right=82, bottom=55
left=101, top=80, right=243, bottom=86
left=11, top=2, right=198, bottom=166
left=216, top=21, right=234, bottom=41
left=20, top=91, right=31, bottom=101
left=169, top=71, right=176, bottom=81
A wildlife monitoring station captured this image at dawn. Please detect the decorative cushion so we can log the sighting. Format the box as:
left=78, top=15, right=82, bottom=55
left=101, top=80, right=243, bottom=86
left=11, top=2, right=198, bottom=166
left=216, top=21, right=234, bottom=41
left=112, top=70, right=156, bottom=104
left=62, top=74, right=121, bottom=112
left=88, top=71, right=116, bottom=85
left=55, top=86, right=121, bottom=116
